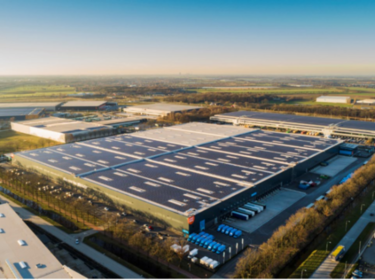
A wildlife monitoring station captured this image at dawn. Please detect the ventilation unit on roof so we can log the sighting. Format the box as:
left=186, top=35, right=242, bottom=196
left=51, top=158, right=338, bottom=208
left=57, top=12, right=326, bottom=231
left=129, top=186, right=145, bottom=193
left=158, top=177, right=173, bottom=183
left=113, top=172, right=127, bottom=177
left=183, top=193, right=201, bottom=200
left=17, top=240, right=26, bottom=246
left=168, top=199, right=186, bottom=207
left=197, top=188, right=214, bottom=194
left=145, top=181, right=160, bottom=187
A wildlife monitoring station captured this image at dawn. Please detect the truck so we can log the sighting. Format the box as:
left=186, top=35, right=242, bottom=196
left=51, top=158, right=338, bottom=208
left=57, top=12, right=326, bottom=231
left=221, top=225, right=230, bottom=233
left=187, top=233, right=197, bottom=242
left=245, top=203, right=263, bottom=212
left=188, top=248, right=198, bottom=258
left=251, top=201, right=267, bottom=210
left=331, top=245, right=345, bottom=261
left=242, top=204, right=260, bottom=214
left=210, top=260, right=220, bottom=269
left=237, top=207, right=255, bottom=217
left=233, top=230, right=242, bottom=238
left=225, top=227, right=234, bottom=235
left=211, top=243, right=221, bottom=251
left=231, top=211, right=249, bottom=221
left=217, top=224, right=225, bottom=232
left=216, top=245, right=226, bottom=254
left=208, top=242, right=218, bottom=250
left=229, top=228, right=238, bottom=237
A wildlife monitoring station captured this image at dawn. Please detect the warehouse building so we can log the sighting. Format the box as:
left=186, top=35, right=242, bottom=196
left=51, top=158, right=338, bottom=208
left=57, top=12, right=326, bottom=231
left=96, top=116, right=146, bottom=128
left=0, top=108, right=45, bottom=120
left=211, top=110, right=375, bottom=139
left=0, top=204, right=83, bottom=279
left=123, top=103, right=202, bottom=117
left=60, top=101, right=118, bottom=111
left=0, top=102, right=63, bottom=111
left=11, top=117, right=115, bottom=143
left=316, top=96, right=351, bottom=104
left=12, top=122, right=341, bottom=234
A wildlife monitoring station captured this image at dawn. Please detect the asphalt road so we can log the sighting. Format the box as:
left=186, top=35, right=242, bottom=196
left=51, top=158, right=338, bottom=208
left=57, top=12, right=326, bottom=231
left=213, top=157, right=367, bottom=278
left=0, top=194, right=142, bottom=279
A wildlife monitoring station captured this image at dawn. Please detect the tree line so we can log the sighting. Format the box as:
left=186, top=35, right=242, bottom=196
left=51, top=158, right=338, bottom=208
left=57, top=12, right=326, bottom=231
left=234, top=156, right=375, bottom=278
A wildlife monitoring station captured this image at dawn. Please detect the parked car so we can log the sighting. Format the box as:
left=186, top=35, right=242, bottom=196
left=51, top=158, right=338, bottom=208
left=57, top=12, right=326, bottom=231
left=75, top=239, right=80, bottom=245
left=320, top=174, right=330, bottom=179
left=320, top=161, right=329, bottom=166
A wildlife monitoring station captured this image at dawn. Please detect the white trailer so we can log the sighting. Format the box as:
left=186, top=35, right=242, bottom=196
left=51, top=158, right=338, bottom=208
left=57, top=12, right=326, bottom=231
left=237, top=207, right=255, bottom=217
left=242, top=204, right=260, bottom=214
left=245, top=203, right=263, bottom=213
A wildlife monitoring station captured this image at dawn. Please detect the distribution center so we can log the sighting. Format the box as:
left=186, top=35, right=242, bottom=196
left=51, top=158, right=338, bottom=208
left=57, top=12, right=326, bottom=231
left=211, top=110, right=375, bottom=139
left=11, top=123, right=341, bottom=233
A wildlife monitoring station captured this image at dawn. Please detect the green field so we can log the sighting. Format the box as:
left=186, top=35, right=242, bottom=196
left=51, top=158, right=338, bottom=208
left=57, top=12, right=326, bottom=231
left=0, top=130, right=59, bottom=153
left=0, top=85, right=76, bottom=101
left=186, top=87, right=375, bottom=97
left=187, top=87, right=344, bottom=95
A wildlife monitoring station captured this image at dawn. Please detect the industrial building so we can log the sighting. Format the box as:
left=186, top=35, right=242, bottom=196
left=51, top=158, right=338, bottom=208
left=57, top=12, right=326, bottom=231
left=11, top=117, right=115, bottom=143
left=0, top=102, right=63, bottom=111
left=123, top=103, right=202, bottom=117
left=60, top=101, right=118, bottom=111
left=0, top=108, right=45, bottom=120
left=96, top=116, right=146, bottom=128
left=316, top=96, right=351, bottom=104
left=0, top=203, right=83, bottom=279
left=12, top=122, right=341, bottom=234
left=211, top=110, right=375, bottom=139
left=356, top=99, right=375, bottom=105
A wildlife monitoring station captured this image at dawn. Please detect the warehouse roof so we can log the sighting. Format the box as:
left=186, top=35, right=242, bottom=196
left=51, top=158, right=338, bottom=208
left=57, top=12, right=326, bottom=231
left=316, top=96, right=350, bottom=100
left=96, top=117, right=146, bottom=126
left=211, top=111, right=375, bottom=136
left=61, top=101, right=107, bottom=107
left=0, top=204, right=80, bottom=279
left=14, top=117, right=112, bottom=133
left=15, top=122, right=341, bottom=216
left=125, top=103, right=201, bottom=113
left=0, top=108, right=44, bottom=118
left=0, top=102, right=62, bottom=109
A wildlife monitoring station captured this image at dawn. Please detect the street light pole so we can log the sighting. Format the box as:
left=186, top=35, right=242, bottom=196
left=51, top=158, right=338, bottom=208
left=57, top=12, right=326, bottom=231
left=301, top=269, right=307, bottom=279
left=326, top=241, right=331, bottom=253
left=346, top=220, right=351, bottom=232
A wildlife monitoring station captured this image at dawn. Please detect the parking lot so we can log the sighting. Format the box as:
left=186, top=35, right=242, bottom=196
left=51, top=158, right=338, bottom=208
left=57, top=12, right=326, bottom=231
left=224, top=188, right=306, bottom=233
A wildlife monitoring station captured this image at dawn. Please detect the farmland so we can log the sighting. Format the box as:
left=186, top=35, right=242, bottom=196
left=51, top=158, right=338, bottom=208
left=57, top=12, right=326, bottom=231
left=186, top=87, right=375, bottom=97
left=0, top=85, right=77, bottom=102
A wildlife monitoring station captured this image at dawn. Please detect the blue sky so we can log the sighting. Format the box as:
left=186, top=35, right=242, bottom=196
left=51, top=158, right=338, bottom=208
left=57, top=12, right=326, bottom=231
left=1, top=0, right=374, bottom=75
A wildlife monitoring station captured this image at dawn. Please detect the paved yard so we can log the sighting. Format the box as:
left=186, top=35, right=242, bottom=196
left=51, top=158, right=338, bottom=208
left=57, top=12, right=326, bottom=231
left=311, top=155, right=357, bottom=177
left=225, top=188, right=306, bottom=233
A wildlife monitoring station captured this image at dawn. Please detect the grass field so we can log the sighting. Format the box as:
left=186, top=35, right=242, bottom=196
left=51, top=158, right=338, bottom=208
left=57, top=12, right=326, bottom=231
left=186, top=87, right=375, bottom=97
left=0, top=85, right=76, bottom=101
left=187, top=87, right=344, bottom=95
left=331, top=223, right=375, bottom=278
left=0, top=130, right=59, bottom=153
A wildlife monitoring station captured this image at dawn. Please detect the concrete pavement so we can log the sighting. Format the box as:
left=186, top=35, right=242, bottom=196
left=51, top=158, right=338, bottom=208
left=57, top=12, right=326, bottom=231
left=0, top=194, right=142, bottom=279
left=310, top=200, right=375, bottom=279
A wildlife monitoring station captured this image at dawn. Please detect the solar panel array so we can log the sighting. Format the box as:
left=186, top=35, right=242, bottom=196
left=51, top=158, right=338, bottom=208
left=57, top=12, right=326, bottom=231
left=214, top=110, right=375, bottom=135
left=16, top=123, right=340, bottom=215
